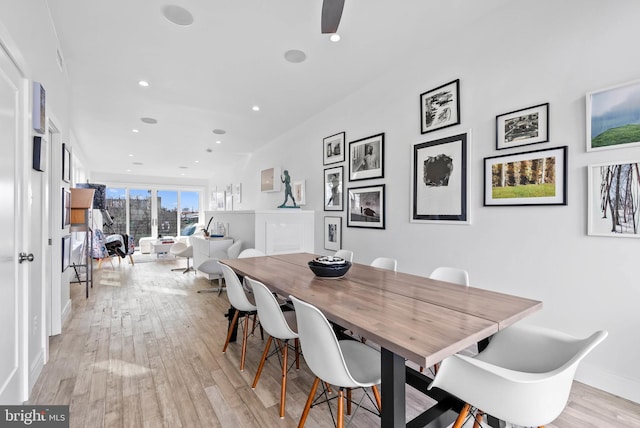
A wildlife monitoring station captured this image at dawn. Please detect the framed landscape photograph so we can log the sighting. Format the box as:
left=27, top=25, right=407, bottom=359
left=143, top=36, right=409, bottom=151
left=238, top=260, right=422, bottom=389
left=324, top=216, right=342, bottom=251
left=347, top=184, right=385, bottom=229
left=420, top=79, right=460, bottom=134
left=349, top=132, right=384, bottom=181
left=496, top=103, right=549, bottom=150
left=324, top=166, right=343, bottom=211
left=411, top=132, right=469, bottom=223
left=588, top=160, right=640, bottom=238
left=484, top=146, right=567, bottom=206
left=587, top=79, right=640, bottom=152
left=323, top=132, right=345, bottom=165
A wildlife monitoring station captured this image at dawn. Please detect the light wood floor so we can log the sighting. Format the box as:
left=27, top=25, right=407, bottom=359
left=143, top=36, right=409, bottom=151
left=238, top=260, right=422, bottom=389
left=29, top=256, right=640, bottom=427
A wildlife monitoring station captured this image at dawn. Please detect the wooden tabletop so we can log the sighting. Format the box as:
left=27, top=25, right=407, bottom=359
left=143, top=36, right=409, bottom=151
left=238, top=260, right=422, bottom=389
left=222, top=253, right=542, bottom=368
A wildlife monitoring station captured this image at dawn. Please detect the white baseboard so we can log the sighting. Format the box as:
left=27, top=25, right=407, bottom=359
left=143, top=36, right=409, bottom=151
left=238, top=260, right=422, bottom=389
left=28, top=349, right=45, bottom=392
left=576, top=362, right=640, bottom=404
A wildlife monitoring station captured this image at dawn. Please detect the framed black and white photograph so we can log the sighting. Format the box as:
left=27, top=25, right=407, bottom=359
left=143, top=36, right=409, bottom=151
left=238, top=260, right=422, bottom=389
left=484, top=146, right=567, bottom=206
left=349, top=132, right=384, bottom=181
left=62, top=143, right=71, bottom=183
left=587, top=79, right=640, bottom=152
left=62, top=234, right=71, bottom=272
left=62, top=188, right=71, bottom=228
left=588, top=160, right=640, bottom=238
left=324, top=216, right=342, bottom=251
left=323, top=132, right=345, bottom=165
left=33, top=136, right=47, bottom=172
left=420, top=79, right=460, bottom=134
left=412, top=132, right=469, bottom=223
left=347, top=184, right=385, bottom=229
left=32, top=81, right=46, bottom=134
left=496, top=103, right=549, bottom=150
left=324, top=166, right=343, bottom=211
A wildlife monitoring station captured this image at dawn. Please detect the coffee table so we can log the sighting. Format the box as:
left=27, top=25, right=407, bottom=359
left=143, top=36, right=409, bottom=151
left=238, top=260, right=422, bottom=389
left=152, top=241, right=174, bottom=257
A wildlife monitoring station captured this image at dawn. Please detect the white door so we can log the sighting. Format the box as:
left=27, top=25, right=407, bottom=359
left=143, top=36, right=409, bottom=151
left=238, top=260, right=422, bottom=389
left=0, top=43, right=26, bottom=403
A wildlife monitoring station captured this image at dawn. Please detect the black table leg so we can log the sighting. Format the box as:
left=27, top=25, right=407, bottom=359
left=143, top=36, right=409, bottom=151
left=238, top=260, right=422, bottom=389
left=225, top=306, right=238, bottom=342
left=381, top=348, right=406, bottom=428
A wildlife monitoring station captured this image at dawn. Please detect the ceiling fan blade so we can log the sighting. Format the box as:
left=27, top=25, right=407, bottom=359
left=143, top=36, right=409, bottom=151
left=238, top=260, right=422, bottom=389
left=321, top=0, right=345, bottom=33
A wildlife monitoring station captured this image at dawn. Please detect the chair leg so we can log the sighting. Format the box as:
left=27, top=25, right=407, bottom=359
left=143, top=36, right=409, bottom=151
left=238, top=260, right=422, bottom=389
left=222, top=310, right=240, bottom=353
left=294, top=338, right=300, bottom=370
left=453, top=403, right=470, bottom=428
left=346, top=388, right=352, bottom=415
left=280, top=340, right=288, bottom=418
left=371, top=385, right=382, bottom=412
left=128, top=254, right=135, bottom=265
left=240, top=315, right=250, bottom=371
left=252, top=336, right=273, bottom=389
left=337, top=389, right=345, bottom=428
left=473, top=410, right=484, bottom=428
left=298, top=377, right=320, bottom=428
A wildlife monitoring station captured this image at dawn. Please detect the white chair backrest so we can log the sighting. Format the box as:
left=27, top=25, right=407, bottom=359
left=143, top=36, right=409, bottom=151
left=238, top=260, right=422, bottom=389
left=246, top=278, right=297, bottom=340
left=226, top=240, right=243, bottom=259
left=170, top=242, right=189, bottom=256
left=429, top=266, right=469, bottom=286
left=334, top=249, right=353, bottom=262
left=370, top=257, right=397, bottom=271
left=238, top=248, right=266, bottom=258
left=219, top=263, right=257, bottom=312
left=290, top=295, right=360, bottom=388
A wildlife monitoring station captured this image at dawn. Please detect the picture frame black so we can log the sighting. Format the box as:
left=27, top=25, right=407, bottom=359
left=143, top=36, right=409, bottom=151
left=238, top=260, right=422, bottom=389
left=496, top=103, right=549, bottom=150
left=62, top=188, right=71, bottom=228
left=483, top=146, right=568, bottom=206
left=324, top=216, right=342, bottom=251
left=62, top=143, right=71, bottom=183
left=33, top=136, right=46, bottom=172
left=347, top=184, right=385, bottom=229
left=62, top=234, right=71, bottom=272
left=348, top=132, right=384, bottom=181
left=420, top=79, right=460, bottom=134
left=411, top=132, right=469, bottom=223
left=324, top=166, right=343, bottom=211
left=323, top=132, right=345, bottom=165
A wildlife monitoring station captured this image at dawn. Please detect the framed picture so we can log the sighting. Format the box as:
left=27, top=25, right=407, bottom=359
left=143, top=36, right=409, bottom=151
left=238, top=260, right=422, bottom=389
left=225, top=191, right=233, bottom=211
left=323, top=132, right=345, bottom=165
left=215, top=191, right=225, bottom=210
left=348, top=132, right=384, bottom=181
left=261, top=167, right=281, bottom=192
left=484, top=146, right=567, bottom=206
left=324, top=216, right=342, bottom=251
left=587, top=79, right=640, bottom=152
left=234, top=183, right=242, bottom=204
left=347, top=184, right=385, bottom=229
left=496, top=103, right=549, bottom=150
left=62, top=234, right=71, bottom=272
left=293, top=180, right=306, bottom=205
left=588, top=160, right=640, bottom=238
left=411, top=132, right=469, bottom=223
left=32, top=81, right=46, bottom=134
left=324, top=166, right=343, bottom=211
left=62, top=188, right=71, bottom=228
left=420, top=79, right=460, bottom=134
left=62, top=143, right=71, bottom=183
left=33, top=136, right=47, bottom=172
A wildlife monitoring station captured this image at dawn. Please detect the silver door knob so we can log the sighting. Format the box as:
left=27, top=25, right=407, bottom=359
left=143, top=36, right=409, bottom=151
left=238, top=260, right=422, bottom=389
left=18, top=252, right=34, bottom=263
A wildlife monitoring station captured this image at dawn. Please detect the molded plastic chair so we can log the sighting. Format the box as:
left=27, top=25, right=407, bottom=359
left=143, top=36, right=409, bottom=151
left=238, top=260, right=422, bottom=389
left=220, top=263, right=260, bottom=371
left=247, top=278, right=300, bottom=419
left=238, top=248, right=266, bottom=258
left=429, top=266, right=469, bottom=286
left=428, top=324, right=608, bottom=428
left=334, top=249, right=353, bottom=262
left=370, top=257, right=397, bottom=271
left=170, top=242, right=194, bottom=273
left=197, top=240, right=244, bottom=294
left=290, top=295, right=381, bottom=427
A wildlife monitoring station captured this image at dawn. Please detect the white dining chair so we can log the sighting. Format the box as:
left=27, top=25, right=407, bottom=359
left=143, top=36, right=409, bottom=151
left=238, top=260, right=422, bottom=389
left=334, top=249, right=354, bottom=262
left=246, top=277, right=300, bottom=419
left=429, top=324, right=608, bottom=428
left=429, top=266, right=469, bottom=286
left=290, top=295, right=381, bottom=427
left=238, top=248, right=266, bottom=258
left=370, top=257, right=397, bottom=271
left=197, top=240, right=244, bottom=294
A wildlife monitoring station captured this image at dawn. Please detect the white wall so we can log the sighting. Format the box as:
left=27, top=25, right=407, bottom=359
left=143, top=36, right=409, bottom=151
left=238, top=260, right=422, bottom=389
left=211, top=1, right=640, bottom=403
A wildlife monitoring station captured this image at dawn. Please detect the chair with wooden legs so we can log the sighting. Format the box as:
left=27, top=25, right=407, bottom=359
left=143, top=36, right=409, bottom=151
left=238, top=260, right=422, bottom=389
left=334, top=249, right=353, bottom=262
left=246, top=277, right=300, bottom=419
left=220, top=263, right=260, bottom=371
left=428, top=324, right=608, bottom=428
left=370, top=257, right=397, bottom=271
left=290, top=295, right=381, bottom=428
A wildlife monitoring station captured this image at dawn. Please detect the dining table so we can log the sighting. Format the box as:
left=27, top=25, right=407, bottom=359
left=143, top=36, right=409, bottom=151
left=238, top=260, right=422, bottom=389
left=221, top=253, right=542, bottom=428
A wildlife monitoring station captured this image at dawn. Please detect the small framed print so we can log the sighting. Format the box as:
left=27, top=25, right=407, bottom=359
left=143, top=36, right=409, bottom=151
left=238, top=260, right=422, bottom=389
left=324, top=216, right=342, bottom=251
left=293, top=180, right=306, bottom=205
left=588, top=160, right=640, bottom=237
left=323, top=132, right=345, bottom=165
left=347, top=184, right=385, bottom=229
left=33, top=136, right=47, bottom=172
left=33, top=81, right=46, bottom=134
left=62, top=143, right=71, bottom=183
left=420, top=79, right=460, bottom=134
left=349, top=132, right=384, bottom=181
left=261, top=167, right=281, bottom=192
left=484, top=146, right=567, bottom=206
left=324, top=166, right=343, bottom=211
left=62, top=234, right=71, bottom=272
left=496, top=103, right=549, bottom=150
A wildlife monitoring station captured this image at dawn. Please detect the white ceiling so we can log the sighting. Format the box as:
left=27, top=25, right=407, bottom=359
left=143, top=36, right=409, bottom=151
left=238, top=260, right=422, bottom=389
left=47, top=0, right=505, bottom=180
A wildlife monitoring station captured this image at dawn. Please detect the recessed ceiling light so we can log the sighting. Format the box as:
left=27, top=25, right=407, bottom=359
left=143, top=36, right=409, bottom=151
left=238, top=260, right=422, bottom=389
left=132, top=129, right=139, bottom=133
left=284, top=49, right=306, bottom=63
left=138, top=80, right=149, bottom=87
left=162, top=5, right=194, bottom=26
left=212, top=129, right=226, bottom=135
left=128, top=154, right=133, bottom=157
left=216, top=140, right=222, bottom=144
left=140, top=117, right=158, bottom=124
left=330, top=34, right=341, bottom=42
left=252, top=105, right=260, bottom=111
left=194, top=160, right=199, bottom=163
left=126, top=169, right=132, bottom=172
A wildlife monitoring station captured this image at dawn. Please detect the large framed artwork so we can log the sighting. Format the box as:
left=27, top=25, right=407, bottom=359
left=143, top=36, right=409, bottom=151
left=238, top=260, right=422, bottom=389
left=349, top=132, right=384, bottom=181
left=347, top=184, right=385, bottom=229
left=323, top=132, right=345, bottom=165
left=324, top=216, right=342, bottom=251
left=484, top=146, right=567, bottom=206
left=587, top=79, right=640, bottom=152
left=420, top=79, right=460, bottom=134
left=411, top=132, right=469, bottom=223
left=496, top=103, right=549, bottom=150
left=324, top=166, right=343, bottom=211
left=588, top=160, right=640, bottom=238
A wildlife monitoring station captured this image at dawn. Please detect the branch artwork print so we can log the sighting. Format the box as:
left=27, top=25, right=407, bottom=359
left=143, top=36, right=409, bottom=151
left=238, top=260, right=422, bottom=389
left=598, top=163, right=640, bottom=235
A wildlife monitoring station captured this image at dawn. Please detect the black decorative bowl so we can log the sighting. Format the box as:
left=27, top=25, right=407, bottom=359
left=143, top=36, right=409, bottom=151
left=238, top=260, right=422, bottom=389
left=308, top=260, right=352, bottom=278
